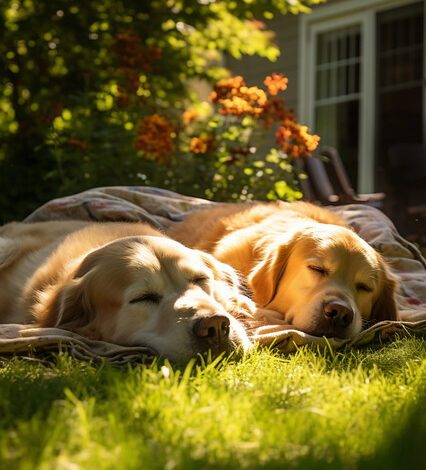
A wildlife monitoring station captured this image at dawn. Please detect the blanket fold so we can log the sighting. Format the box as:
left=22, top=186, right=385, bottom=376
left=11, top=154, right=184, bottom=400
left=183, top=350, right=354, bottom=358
left=0, top=186, right=422, bottom=363
left=0, top=324, right=156, bottom=365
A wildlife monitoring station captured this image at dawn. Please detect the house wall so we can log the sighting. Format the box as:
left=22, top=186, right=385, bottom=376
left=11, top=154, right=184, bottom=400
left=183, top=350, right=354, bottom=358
left=227, top=0, right=346, bottom=114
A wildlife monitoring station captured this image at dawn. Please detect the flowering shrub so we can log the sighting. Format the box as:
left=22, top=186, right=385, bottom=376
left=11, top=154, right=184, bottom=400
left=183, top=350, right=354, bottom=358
left=128, top=73, right=319, bottom=202
left=170, top=74, right=320, bottom=201
left=0, top=0, right=323, bottom=222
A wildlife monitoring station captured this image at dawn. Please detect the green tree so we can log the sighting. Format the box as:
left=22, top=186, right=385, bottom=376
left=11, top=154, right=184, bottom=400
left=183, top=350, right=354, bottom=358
left=0, top=0, right=322, bottom=222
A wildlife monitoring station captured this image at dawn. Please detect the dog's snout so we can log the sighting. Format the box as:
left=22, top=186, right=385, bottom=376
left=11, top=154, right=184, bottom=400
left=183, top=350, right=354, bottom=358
left=193, top=315, right=230, bottom=343
left=323, top=300, right=354, bottom=327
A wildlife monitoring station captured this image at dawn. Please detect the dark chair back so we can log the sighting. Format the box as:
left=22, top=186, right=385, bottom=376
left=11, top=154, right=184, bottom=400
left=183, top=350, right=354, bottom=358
left=295, top=147, right=385, bottom=208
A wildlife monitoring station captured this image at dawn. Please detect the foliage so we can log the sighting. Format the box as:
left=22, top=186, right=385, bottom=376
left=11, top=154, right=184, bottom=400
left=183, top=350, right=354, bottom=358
left=0, top=337, right=425, bottom=468
left=0, top=0, right=323, bottom=222
left=180, top=74, right=319, bottom=201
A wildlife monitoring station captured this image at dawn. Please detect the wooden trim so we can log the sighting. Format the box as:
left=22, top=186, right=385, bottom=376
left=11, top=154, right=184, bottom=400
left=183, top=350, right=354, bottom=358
left=359, top=12, right=375, bottom=193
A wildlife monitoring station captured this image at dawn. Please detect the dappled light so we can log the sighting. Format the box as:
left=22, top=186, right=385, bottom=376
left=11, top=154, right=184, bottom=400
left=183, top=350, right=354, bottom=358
left=0, top=0, right=321, bottom=222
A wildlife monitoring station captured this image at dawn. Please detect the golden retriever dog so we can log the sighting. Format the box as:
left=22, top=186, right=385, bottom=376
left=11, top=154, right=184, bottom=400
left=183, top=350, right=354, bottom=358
left=0, top=221, right=253, bottom=361
left=168, top=201, right=399, bottom=339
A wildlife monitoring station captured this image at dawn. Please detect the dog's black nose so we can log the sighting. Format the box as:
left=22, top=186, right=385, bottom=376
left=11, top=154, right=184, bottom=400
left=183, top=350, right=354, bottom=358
left=193, top=315, right=230, bottom=343
left=323, top=300, right=353, bottom=327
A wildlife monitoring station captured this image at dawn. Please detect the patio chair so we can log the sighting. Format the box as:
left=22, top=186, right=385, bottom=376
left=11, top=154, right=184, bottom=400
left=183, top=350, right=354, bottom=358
left=294, top=155, right=339, bottom=204
left=319, top=146, right=386, bottom=207
left=296, top=146, right=386, bottom=209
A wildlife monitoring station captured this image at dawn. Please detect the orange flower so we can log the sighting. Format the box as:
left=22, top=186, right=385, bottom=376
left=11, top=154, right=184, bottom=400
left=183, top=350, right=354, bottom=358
left=210, top=76, right=246, bottom=102
left=208, top=74, right=319, bottom=158
left=261, top=98, right=286, bottom=127
left=211, top=76, right=267, bottom=117
left=190, top=136, right=215, bottom=154
left=276, top=112, right=320, bottom=158
left=135, top=114, right=175, bottom=162
left=275, top=125, right=292, bottom=145
left=219, top=96, right=265, bottom=117
left=182, top=108, right=198, bottom=125
left=264, top=73, right=288, bottom=96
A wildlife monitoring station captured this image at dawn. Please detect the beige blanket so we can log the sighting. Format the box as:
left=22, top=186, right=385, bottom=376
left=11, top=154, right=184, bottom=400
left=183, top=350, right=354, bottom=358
left=0, top=186, right=424, bottom=363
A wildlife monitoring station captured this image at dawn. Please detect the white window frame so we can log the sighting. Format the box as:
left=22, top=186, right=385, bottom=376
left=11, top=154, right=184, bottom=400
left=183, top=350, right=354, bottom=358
left=299, top=0, right=424, bottom=193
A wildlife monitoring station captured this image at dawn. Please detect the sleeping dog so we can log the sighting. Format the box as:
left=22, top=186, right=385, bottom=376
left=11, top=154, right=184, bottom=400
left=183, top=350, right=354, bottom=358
left=0, top=221, right=253, bottom=362
left=169, top=201, right=399, bottom=339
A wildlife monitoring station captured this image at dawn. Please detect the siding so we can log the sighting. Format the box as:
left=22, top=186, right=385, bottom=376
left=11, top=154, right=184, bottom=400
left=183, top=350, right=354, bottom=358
left=227, top=0, right=346, bottom=114
left=226, top=14, right=300, bottom=111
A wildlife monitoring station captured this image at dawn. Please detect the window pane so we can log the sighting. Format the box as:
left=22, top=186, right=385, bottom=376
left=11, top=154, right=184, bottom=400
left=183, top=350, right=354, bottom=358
left=315, top=100, right=360, bottom=187
left=314, top=25, right=362, bottom=187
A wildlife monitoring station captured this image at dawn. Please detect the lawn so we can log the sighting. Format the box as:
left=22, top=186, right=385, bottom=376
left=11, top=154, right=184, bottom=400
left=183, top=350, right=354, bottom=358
left=0, top=336, right=425, bottom=470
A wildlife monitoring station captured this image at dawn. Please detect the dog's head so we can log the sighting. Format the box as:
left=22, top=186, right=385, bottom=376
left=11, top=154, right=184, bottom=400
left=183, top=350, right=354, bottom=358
left=249, top=224, right=398, bottom=339
left=37, top=236, right=253, bottom=362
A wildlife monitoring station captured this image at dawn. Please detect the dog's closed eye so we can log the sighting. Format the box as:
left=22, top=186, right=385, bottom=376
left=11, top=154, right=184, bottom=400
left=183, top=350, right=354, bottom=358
left=356, top=282, right=373, bottom=293
left=190, top=276, right=209, bottom=286
left=308, top=265, right=328, bottom=276
left=130, top=293, right=162, bottom=304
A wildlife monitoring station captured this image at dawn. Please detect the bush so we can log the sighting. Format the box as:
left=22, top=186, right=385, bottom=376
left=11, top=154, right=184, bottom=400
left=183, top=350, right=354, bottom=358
left=0, top=0, right=322, bottom=222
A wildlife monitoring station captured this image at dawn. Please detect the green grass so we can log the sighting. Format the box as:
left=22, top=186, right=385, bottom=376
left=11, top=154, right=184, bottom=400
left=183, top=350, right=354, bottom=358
left=0, top=336, right=425, bottom=470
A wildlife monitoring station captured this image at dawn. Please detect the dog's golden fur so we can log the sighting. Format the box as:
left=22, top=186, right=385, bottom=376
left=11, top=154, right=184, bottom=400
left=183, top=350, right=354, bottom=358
left=0, top=221, right=253, bottom=361
left=168, top=201, right=398, bottom=338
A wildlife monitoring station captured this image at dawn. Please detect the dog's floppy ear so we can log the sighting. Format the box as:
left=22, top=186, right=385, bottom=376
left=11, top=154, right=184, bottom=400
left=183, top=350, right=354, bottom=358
left=200, top=251, right=243, bottom=290
left=55, top=277, right=95, bottom=331
left=248, top=237, right=297, bottom=307
left=199, top=251, right=255, bottom=316
left=47, top=251, right=101, bottom=338
left=370, top=266, right=399, bottom=323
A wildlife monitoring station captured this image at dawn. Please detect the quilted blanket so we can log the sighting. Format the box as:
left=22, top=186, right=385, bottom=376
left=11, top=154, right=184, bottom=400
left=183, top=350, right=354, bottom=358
left=0, top=186, right=424, bottom=363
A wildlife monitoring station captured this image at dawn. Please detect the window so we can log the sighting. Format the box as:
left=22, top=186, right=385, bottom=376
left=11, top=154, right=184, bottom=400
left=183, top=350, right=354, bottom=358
left=314, top=26, right=362, bottom=187
left=299, top=0, right=425, bottom=193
